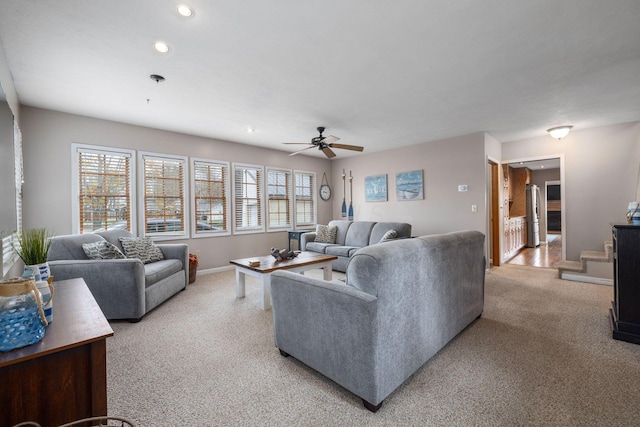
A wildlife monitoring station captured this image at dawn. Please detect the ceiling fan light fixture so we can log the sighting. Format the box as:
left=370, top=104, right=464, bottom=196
left=153, top=40, right=171, bottom=54
left=547, top=125, right=573, bottom=140
left=176, top=5, right=194, bottom=17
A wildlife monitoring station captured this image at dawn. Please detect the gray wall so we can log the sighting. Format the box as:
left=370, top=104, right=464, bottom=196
left=20, top=107, right=333, bottom=270
left=502, top=121, right=640, bottom=260
left=330, top=132, right=487, bottom=237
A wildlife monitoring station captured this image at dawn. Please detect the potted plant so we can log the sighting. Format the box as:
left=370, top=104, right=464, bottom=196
left=13, top=228, right=54, bottom=282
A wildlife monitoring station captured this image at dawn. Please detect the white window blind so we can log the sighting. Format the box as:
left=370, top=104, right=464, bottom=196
left=294, top=171, right=315, bottom=227
left=192, top=159, right=230, bottom=235
left=2, top=234, right=18, bottom=277
left=233, top=163, right=264, bottom=233
left=14, top=122, right=22, bottom=233
left=142, top=154, right=187, bottom=237
left=267, top=168, right=292, bottom=231
left=76, top=146, right=133, bottom=234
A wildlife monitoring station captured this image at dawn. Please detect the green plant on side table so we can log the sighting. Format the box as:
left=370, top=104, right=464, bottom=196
left=13, top=228, right=55, bottom=323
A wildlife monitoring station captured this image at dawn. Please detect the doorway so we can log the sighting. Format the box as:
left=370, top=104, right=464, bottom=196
left=502, top=156, right=565, bottom=268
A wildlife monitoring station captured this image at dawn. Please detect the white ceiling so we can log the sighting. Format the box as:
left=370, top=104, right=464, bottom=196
left=1, top=0, right=639, bottom=158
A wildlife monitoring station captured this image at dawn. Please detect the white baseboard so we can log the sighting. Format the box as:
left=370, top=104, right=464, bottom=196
left=197, top=265, right=234, bottom=276
left=561, top=273, right=613, bottom=286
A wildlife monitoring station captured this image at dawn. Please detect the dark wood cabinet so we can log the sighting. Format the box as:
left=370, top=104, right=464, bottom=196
left=610, top=223, right=640, bottom=344
left=0, top=278, right=113, bottom=427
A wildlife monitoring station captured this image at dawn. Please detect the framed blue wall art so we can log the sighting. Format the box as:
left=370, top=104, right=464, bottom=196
left=396, top=170, right=424, bottom=201
left=364, top=174, right=388, bottom=202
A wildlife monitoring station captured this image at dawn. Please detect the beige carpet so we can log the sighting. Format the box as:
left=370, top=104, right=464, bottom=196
left=106, top=264, right=640, bottom=426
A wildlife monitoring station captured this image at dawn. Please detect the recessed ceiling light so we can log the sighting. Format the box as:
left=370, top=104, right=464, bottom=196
left=177, top=5, right=194, bottom=17
left=153, top=41, right=171, bottom=54
left=246, top=127, right=255, bottom=133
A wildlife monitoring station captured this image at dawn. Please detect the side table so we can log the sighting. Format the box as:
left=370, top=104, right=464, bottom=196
left=288, top=229, right=311, bottom=251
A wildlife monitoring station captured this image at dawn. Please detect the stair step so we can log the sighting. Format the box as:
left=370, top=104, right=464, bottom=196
left=580, top=250, right=610, bottom=262
left=558, top=260, right=583, bottom=272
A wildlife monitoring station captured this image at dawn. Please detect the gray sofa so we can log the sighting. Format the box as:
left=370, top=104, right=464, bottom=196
left=271, top=230, right=486, bottom=412
left=47, top=229, right=188, bottom=321
left=300, top=220, right=412, bottom=272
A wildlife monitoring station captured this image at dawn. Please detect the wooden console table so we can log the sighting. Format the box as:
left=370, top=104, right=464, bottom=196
left=610, top=223, right=640, bottom=344
left=0, top=278, right=114, bottom=427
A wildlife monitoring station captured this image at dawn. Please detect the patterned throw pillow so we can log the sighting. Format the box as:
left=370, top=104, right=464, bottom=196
left=379, top=229, right=397, bottom=243
left=119, top=237, right=165, bottom=264
left=82, top=241, right=126, bottom=260
left=315, top=224, right=338, bottom=244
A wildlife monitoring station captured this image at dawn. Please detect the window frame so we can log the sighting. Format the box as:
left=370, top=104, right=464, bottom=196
left=139, top=151, right=189, bottom=240
left=71, top=143, right=136, bottom=235
left=232, top=162, right=265, bottom=235
left=190, top=157, right=231, bottom=238
left=266, top=167, right=293, bottom=232
left=293, top=170, right=317, bottom=229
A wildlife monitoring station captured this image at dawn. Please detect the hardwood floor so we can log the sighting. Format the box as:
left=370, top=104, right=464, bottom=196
left=507, top=234, right=562, bottom=268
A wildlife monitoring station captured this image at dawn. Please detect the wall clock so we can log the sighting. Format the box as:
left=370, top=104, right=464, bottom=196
left=319, top=172, right=331, bottom=201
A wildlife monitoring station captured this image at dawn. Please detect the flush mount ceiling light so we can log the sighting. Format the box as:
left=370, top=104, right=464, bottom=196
left=177, top=4, right=194, bottom=17
left=150, top=74, right=165, bottom=83
left=547, top=125, right=573, bottom=140
left=153, top=41, right=171, bottom=54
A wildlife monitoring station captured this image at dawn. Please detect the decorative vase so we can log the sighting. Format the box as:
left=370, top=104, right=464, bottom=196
left=23, top=262, right=51, bottom=283
left=35, top=280, right=54, bottom=324
left=0, top=277, right=47, bottom=351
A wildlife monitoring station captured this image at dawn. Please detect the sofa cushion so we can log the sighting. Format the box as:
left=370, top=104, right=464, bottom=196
left=97, top=229, right=135, bottom=253
left=325, top=245, right=360, bottom=257
left=119, top=237, right=165, bottom=264
left=144, top=259, right=183, bottom=287
left=327, top=220, right=353, bottom=245
left=378, top=229, right=397, bottom=243
left=82, top=241, right=125, bottom=260
left=315, top=224, right=337, bottom=243
left=369, top=222, right=412, bottom=245
left=344, top=221, right=376, bottom=247
left=48, top=233, right=105, bottom=261
left=305, top=242, right=337, bottom=254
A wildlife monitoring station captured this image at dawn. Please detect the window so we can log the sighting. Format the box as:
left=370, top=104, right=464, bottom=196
left=191, top=158, right=230, bottom=236
left=232, top=163, right=264, bottom=233
left=267, top=168, right=292, bottom=231
left=72, top=144, right=135, bottom=234
left=294, top=170, right=316, bottom=227
left=141, top=153, right=188, bottom=238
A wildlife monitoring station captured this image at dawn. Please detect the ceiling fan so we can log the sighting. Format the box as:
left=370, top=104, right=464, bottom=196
left=284, top=127, right=364, bottom=158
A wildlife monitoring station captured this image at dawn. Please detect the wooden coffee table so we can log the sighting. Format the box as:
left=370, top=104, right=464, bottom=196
left=230, top=251, right=338, bottom=310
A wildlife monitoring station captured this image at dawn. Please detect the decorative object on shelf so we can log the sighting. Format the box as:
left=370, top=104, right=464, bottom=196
left=270, top=247, right=299, bottom=261
left=348, top=171, right=354, bottom=220
left=319, top=172, right=332, bottom=201
left=396, top=170, right=424, bottom=201
left=626, top=201, right=640, bottom=224
left=341, top=169, right=347, bottom=217
left=188, top=253, right=199, bottom=284
left=365, top=174, right=388, bottom=202
left=0, top=276, right=48, bottom=352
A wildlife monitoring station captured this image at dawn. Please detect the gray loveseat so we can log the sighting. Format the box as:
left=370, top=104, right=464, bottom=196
left=301, top=220, right=412, bottom=272
left=271, top=230, right=485, bottom=412
left=47, top=229, right=188, bottom=321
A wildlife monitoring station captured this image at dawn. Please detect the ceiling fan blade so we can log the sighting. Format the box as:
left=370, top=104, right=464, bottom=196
left=330, top=143, right=364, bottom=152
left=322, top=147, right=337, bottom=158
left=321, top=135, right=340, bottom=144
left=289, top=146, right=316, bottom=156
left=282, top=142, right=313, bottom=145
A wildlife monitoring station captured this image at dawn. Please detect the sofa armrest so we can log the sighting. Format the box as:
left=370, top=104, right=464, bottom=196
left=48, top=259, right=146, bottom=320
left=300, top=232, right=316, bottom=251
left=157, top=243, right=189, bottom=286
left=271, top=270, right=379, bottom=403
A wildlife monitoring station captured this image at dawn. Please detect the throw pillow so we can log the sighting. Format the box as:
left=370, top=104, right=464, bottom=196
left=315, top=224, right=337, bottom=244
left=119, top=237, right=165, bottom=264
left=379, top=229, right=397, bottom=243
left=82, top=241, right=126, bottom=260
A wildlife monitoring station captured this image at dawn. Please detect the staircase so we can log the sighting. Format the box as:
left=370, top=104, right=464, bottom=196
left=558, top=241, right=614, bottom=285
